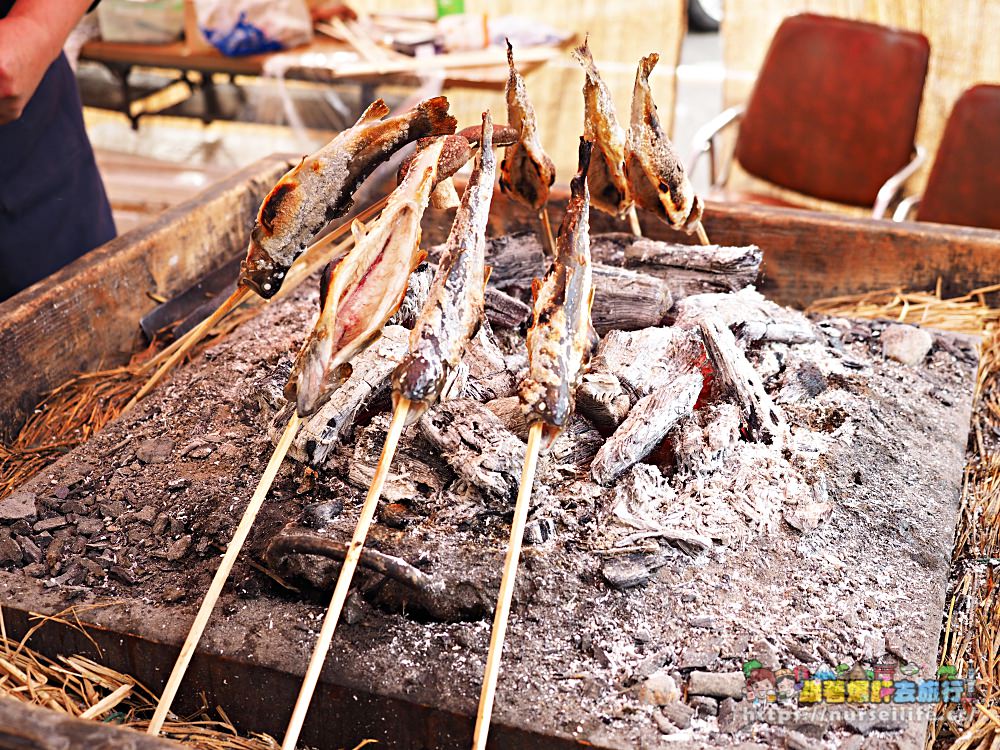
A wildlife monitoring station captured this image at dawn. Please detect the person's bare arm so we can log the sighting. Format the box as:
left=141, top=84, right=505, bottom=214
left=0, top=0, right=93, bottom=124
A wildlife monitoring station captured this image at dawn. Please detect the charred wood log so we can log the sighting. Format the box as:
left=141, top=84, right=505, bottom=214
left=673, top=288, right=816, bottom=345
left=484, top=287, right=531, bottom=329
left=591, top=371, right=703, bottom=486
left=419, top=398, right=524, bottom=506
left=348, top=412, right=453, bottom=501
left=484, top=395, right=531, bottom=439
left=458, top=321, right=519, bottom=403
left=699, top=313, right=788, bottom=448
left=591, top=264, right=673, bottom=335
left=576, top=327, right=702, bottom=432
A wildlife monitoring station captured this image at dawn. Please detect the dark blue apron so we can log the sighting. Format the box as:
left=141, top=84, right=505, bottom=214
left=0, top=3, right=115, bottom=301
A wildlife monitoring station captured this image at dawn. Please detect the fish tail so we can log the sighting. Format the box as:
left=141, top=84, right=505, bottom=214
left=572, top=35, right=595, bottom=68
left=506, top=38, right=515, bottom=68
left=355, top=98, right=390, bottom=125
left=570, top=138, right=594, bottom=198
left=415, top=96, right=458, bottom=136
left=638, top=53, right=659, bottom=81
left=318, top=260, right=335, bottom=310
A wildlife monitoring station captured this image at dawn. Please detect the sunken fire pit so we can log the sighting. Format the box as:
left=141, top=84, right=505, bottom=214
left=0, top=209, right=978, bottom=749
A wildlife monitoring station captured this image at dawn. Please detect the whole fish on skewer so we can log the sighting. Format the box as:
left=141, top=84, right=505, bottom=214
left=499, top=41, right=556, bottom=213
left=624, top=54, right=703, bottom=233
left=393, top=112, right=497, bottom=422
left=573, top=38, right=631, bottom=218
left=285, top=138, right=447, bottom=417
left=241, top=96, right=456, bottom=298
left=520, top=138, right=599, bottom=445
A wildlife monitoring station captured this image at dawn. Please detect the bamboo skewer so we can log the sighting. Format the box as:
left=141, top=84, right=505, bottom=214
left=281, top=397, right=412, bottom=750
left=627, top=205, right=642, bottom=237
left=694, top=220, right=711, bottom=246
left=539, top=208, right=557, bottom=256
left=125, top=198, right=388, bottom=413
left=147, top=412, right=301, bottom=737
left=472, top=420, right=544, bottom=750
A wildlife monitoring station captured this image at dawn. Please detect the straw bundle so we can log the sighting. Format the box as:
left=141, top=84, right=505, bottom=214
left=721, top=0, right=1000, bottom=211
left=358, top=0, right=685, bottom=181
left=808, top=285, right=1000, bottom=749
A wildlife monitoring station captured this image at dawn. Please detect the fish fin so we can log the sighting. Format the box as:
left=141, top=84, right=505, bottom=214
left=506, top=38, right=515, bottom=70
left=351, top=218, right=368, bottom=245
left=318, top=261, right=336, bottom=310
left=531, top=277, right=541, bottom=303
left=572, top=35, right=594, bottom=67
left=483, top=265, right=493, bottom=286
left=417, top=96, right=458, bottom=136
left=571, top=138, right=594, bottom=198
left=638, top=53, right=659, bottom=82
left=411, top=249, right=428, bottom=271
left=355, top=99, right=390, bottom=125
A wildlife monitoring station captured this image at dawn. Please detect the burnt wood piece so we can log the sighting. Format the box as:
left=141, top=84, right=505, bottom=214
left=0, top=698, right=179, bottom=750
left=622, top=237, right=762, bottom=298
left=484, top=395, right=531, bottom=439
left=419, top=398, right=524, bottom=506
left=348, top=412, right=453, bottom=501
left=699, top=314, right=788, bottom=448
left=266, top=527, right=437, bottom=593
left=483, top=232, right=674, bottom=333
left=388, top=263, right=434, bottom=329
left=545, top=415, right=605, bottom=474
left=483, top=230, right=758, bottom=306
left=591, top=371, right=703, bottom=486
left=590, top=264, right=673, bottom=335
left=286, top=325, right=410, bottom=466
left=673, top=288, right=816, bottom=345
left=576, top=327, right=703, bottom=433
left=458, top=321, right=519, bottom=403
left=484, top=287, right=531, bottom=328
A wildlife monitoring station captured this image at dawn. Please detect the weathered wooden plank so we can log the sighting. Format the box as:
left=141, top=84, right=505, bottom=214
left=0, top=154, right=295, bottom=441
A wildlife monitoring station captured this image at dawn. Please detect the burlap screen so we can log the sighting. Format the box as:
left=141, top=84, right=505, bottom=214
left=722, top=0, right=1000, bottom=213
left=358, top=0, right=685, bottom=184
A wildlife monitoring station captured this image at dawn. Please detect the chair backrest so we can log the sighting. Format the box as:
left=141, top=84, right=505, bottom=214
left=917, top=85, right=1000, bottom=230
left=734, top=13, right=929, bottom=207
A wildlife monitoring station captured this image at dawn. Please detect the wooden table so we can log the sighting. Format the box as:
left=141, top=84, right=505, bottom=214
left=78, top=37, right=563, bottom=128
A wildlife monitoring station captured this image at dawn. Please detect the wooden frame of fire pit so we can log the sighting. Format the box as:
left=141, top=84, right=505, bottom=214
left=0, top=156, right=997, bottom=749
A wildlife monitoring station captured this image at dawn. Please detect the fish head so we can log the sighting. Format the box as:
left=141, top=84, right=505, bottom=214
left=239, top=169, right=307, bottom=298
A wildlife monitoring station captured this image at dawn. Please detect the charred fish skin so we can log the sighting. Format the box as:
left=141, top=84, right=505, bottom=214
left=393, top=112, right=497, bottom=420
left=625, top=54, right=703, bottom=232
left=520, top=139, right=597, bottom=443
left=499, top=41, right=556, bottom=212
left=285, top=139, right=447, bottom=417
left=573, top=38, right=631, bottom=219
left=240, top=96, right=457, bottom=299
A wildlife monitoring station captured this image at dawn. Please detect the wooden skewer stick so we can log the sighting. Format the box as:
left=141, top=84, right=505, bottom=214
left=538, top=208, right=557, bottom=256
left=127, top=197, right=389, bottom=409
left=281, top=397, right=411, bottom=750
left=147, top=412, right=301, bottom=737
left=694, top=220, right=711, bottom=246
left=627, top=205, right=643, bottom=237
left=472, top=420, right=544, bottom=750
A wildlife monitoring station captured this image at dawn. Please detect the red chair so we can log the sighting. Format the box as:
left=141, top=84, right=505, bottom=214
left=689, top=13, right=929, bottom=217
left=894, top=85, right=1000, bottom=231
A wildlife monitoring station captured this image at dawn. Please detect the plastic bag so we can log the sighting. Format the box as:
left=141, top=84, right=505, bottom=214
left=194, top=0, right=313, bottom=56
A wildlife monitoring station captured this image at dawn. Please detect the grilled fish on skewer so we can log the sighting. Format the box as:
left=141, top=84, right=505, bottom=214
left=285, top=138, right=447, bottom=417
left=240, top=97, right=456, bottom=298
left=573, top=39, right=631, bottom=218
left=520, top=139, right=598, bottom=444
left=393, top=113, right=497, bottom=422
left=499, top=41, right=556, bottom=212
left=625, top=54, right=703, bottom=233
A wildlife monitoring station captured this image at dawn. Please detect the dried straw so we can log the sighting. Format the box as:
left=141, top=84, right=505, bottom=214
left=0, top=605, right=372, bottom=749
left=808, top=284, right=1000, bottom=750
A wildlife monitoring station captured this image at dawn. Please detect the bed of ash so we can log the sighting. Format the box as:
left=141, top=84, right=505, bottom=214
left=0, top=232, right=977, bottom=749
